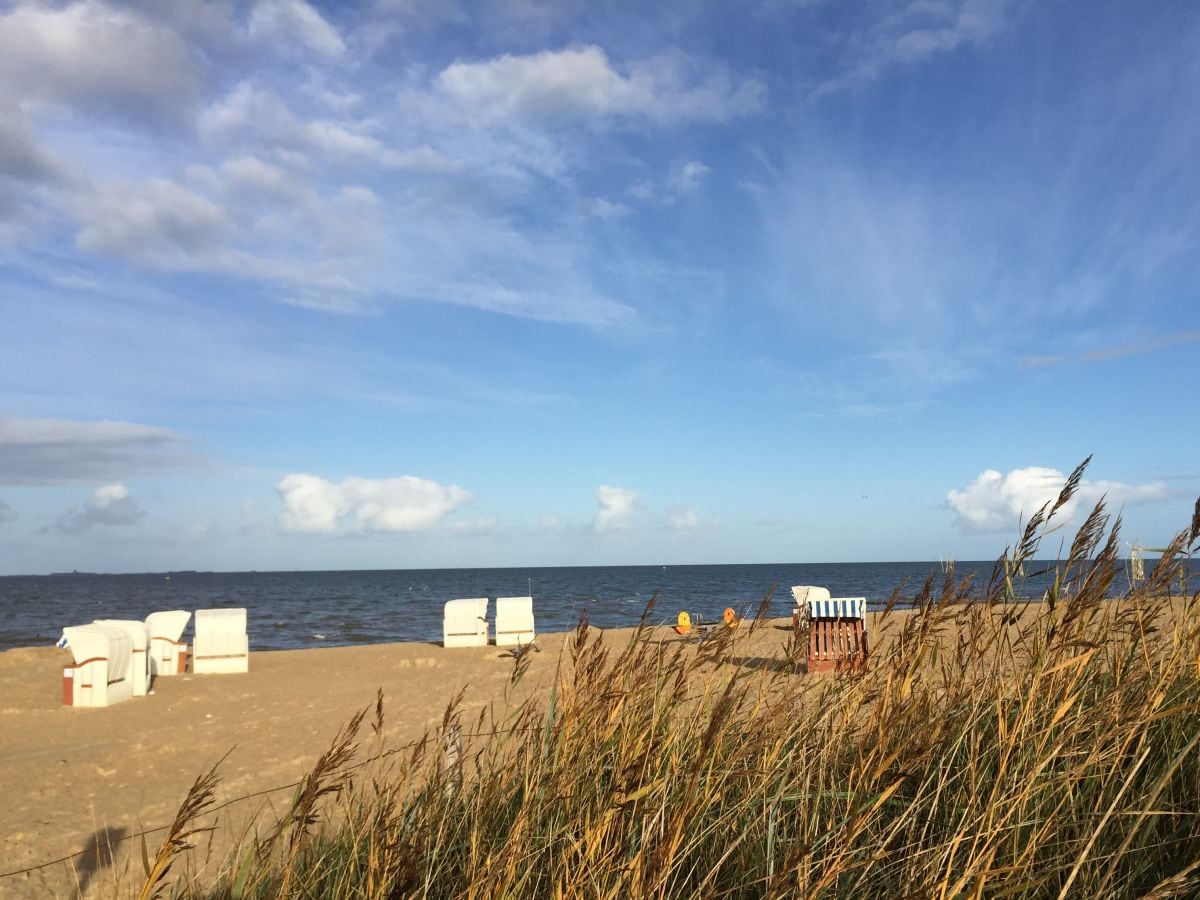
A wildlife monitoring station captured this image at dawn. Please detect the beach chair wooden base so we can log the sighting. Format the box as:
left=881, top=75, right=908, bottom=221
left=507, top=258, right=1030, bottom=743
left=807, top=618, right=869, bottom=674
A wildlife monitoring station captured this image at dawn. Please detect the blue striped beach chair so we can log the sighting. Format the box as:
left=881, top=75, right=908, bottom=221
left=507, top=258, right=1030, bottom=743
left=806, top=596, right=869, bottom=673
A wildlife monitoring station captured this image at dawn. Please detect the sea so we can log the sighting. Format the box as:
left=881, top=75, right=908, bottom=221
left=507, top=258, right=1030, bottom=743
left=1, top=560, right=1192, bottom=653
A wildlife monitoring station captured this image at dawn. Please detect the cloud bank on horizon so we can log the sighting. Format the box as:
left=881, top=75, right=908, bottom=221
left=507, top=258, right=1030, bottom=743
left=0, top=0, right=1197, bottom=573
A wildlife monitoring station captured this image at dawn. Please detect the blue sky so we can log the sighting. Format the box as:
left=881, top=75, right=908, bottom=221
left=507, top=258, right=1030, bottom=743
left=1, top=0, right=1198, bottom=575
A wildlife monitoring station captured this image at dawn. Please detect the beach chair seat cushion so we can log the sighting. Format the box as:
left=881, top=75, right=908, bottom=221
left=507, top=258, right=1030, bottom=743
left=444, top=598, right=489, bottom=648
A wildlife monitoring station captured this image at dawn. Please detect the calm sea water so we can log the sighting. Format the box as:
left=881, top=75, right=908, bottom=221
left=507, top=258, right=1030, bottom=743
left=0, top=560, right=1191, bottom=652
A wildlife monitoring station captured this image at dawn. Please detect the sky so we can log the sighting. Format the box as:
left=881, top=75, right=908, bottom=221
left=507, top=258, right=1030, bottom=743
left=1, top=0, right=1198, bottom=575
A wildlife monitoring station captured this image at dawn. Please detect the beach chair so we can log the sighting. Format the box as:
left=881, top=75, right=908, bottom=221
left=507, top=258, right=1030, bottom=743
left=145, top=610, right=191, bottom=676
left=192, top=608, right=249, bottom=674
left=495, top=596, right=536, bottom=647
left=806, top=596, right=868, bottom=674
left=93, top=619, right=150, bottom=696
left=443, top=598, right=489, bottom=648
left=59, top=624, right=135, bottom=707
left=791, top=585, right=831, bottom=629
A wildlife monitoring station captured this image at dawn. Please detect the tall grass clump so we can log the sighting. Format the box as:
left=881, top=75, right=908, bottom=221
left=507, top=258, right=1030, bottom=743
left=165, top=460, right=1200, bottom=898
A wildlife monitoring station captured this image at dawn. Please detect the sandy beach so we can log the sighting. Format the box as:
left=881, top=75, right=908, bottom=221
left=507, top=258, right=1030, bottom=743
left=0, top=617, right=814, bottom=898
left=4, top=594, right=1190, bottom=898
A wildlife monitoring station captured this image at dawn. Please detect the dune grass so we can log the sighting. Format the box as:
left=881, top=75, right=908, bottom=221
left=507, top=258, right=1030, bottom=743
left=154, top=460, right=1200, bottom=898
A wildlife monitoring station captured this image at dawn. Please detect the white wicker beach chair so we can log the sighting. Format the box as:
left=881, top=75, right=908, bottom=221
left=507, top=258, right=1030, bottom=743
left=443, top=598, right=489, bottom=648
left=93, top=619, right=150, bottom=696
left=60, top=624, right=135, bottom=707
left=791, top=585, right=831, bottom=607
left=790, top=586, right=830, bottom=628
left=145, top=610, right=191, bottom=676
left=495, top=596, right=536, bottom=647
left=192, top=608, right=249, bottom=674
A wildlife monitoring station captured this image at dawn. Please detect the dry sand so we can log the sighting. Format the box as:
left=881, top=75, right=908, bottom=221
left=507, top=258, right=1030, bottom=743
left=0, top=618, right=807, bottom=898
left=4, top=596, right=1183, bottom=898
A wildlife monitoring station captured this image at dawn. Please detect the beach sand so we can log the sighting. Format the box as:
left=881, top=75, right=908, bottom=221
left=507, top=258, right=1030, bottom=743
left=3, top=596, right=1186, bottom=898
left=0, top=617, right=811, bottom=898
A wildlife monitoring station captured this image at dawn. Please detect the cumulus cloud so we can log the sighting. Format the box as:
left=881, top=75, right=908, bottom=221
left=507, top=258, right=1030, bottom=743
left=0, top=1, right=198, bottom=120
left=946, top=465, right=1168, bottom=533
left=663, top=507, right=715, bottom=534
left=0, top=416, right=187, bottom=484
left=275, top=473, right=471, bottom=534
left=248, top=0, right=344, bottom=57
left=594, top=484, right=638, bottom=532
left=57, top=482, right=146, bottom=533
left=435, top=45, right=763, bottom=126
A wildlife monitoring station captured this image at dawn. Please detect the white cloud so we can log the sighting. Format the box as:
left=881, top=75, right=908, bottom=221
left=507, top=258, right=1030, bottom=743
left=627, top=159, right=711, bottom=206
left=219, top=155, right=305, bottom=200
left=0, top=108, right=67, bottom=185
left=248, top=0, right=345, bottom=57
left=74, top=178, right=229, bottom=265
left=435, top=45, right=763, bottom=126
left=946, top=465, right=1169, bottom=533
left=58, top=482, right=146, bottom=532
left=666, top=160, right=711, bottom=195
left=0, top=498, right=15, bottom=526
left=818, top=0, right=1012, bottom=95
left=0, top=1, right=198, bottom=120
left=663, top=507, right=715, bottom=534
left=585, top=197, right=629, bottom=219
left=199, top=83, right=455, bottom=170
left=594, top=484, right=638, bottom=532
left=0, top=416, right=187, bottom=484
left=275, top=473, right=472, bottom=534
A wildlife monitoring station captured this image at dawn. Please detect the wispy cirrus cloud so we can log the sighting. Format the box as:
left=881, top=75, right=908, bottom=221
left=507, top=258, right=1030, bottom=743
left=247, top=0, right=345, bottom=58
left=816, top=0, right=1014, bottom=96
left=1022, top=330, right=1200, bottom=370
